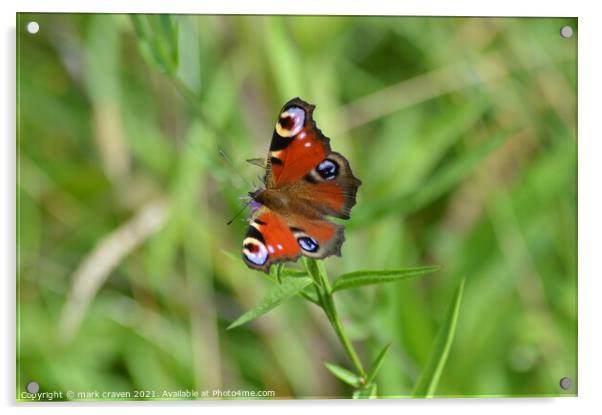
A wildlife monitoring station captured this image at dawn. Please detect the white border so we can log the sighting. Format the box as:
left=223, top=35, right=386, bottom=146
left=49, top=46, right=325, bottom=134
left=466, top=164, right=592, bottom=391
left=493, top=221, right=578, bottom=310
left=3, top=1, right=601, bottom=414
left=6, top=0, right=584, bottom=16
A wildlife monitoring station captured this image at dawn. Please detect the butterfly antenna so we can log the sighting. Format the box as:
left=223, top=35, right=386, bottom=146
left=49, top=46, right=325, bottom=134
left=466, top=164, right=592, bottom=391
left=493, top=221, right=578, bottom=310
left=227, top=199, right=253, bottom=226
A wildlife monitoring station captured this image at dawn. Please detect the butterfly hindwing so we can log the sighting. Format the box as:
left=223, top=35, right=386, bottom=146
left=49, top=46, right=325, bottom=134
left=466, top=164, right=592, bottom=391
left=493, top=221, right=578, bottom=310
left=242, top=208, right=345, bottom=273
left=242, top=209, right=300, bottom=272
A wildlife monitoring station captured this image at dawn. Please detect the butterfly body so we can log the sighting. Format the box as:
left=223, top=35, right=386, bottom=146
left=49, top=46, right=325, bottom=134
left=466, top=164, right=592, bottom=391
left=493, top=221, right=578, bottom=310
left=252, top=184, right=328, bottom=219
left=242, top=98, right=361, bottom=272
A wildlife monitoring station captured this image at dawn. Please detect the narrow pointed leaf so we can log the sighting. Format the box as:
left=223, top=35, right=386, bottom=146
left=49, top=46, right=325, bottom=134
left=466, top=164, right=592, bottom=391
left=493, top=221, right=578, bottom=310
left=365, top=343, right=391, bottom=385
left=324, top=362, right=361, bottom=387
left=413, top=278, right=466, bottom=398
left=246, top=157, right=266, bottom=168
left=303, top=257, right=328, bottom=281
left=300, top=286, right=320, bottom=305
left=281, top=269, right=308, bottom=278
left=332, top=265, right=441, bottom=292
left=272, top=263, right=284, bottom=284
left=220, top=251, right=313, bottom=301
left=227, top=277, right=313, bottom=329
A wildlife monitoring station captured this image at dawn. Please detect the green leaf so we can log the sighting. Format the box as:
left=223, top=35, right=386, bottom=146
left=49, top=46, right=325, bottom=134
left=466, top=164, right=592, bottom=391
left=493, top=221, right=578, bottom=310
left=227, top=277, right=313, bottom=330
left=300, top=285, right=320, bottom=305
left=302, top=258, right=331, bottom=297
left=219, top=251, right=314, bottom=302
left=365, top=343, right=391, bottom=386
left=413, top=278, right=466, bottom=398
left=352, top=383, right=377, bottom=399
left=281, top=269, right=309, bottom=278
left=331, top=265, right=441, bottom=292
left=303, top=257, right=327, bottom=281
left=324, top=362, right=361, bottom=387
left=246, top=158, right=266, bottom=168
left=271, top=263, right=284, bottom=284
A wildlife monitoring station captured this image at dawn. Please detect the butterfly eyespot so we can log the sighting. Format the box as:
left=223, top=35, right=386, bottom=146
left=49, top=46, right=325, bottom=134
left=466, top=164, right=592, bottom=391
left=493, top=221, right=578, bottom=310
left=276, top=107, right=305, bottom=138
left=316, top=159, right=339, bottom=180
left=297, top=236, right=319, bottom=253
left=243, top=240, right=269, bottom=266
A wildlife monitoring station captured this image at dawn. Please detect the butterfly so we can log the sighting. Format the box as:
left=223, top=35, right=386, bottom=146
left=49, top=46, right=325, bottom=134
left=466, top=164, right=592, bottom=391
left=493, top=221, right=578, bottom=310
left=241, top=98, right=361, bottom=272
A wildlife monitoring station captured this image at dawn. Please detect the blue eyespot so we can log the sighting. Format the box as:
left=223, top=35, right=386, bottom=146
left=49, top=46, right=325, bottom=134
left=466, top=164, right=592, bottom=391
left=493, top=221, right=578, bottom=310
left=298, top=237, right=319, bottom=252
left=317, top=159, right=338, bottom=180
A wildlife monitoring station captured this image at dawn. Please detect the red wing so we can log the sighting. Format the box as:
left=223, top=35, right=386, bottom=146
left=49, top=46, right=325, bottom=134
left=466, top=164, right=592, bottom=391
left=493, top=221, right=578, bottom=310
left=264, top=99, right=361, bottom=219
left=311, top=181, right=346, bottom=216
left=242, top=208, right=301, bottom=272
left=242, top=207, right=345, bottom=273
left=265, top=98, right=331, bottom=186
left=299, top=152, right=362, bottom=220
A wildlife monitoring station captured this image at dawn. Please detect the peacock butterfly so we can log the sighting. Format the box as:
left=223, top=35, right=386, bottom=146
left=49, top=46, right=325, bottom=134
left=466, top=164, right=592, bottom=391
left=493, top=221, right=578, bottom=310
left=241, top=98, right=361, bottom=272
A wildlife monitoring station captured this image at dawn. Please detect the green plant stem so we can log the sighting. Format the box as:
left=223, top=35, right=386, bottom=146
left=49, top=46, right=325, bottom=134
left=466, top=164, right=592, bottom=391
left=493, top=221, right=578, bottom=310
left=326, top=298, right=367, bottom=380
left=305, top=260, right=367, bottom=380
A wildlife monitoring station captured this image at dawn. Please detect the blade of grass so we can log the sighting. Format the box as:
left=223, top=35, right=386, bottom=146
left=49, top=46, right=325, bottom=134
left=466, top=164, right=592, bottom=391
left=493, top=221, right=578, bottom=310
left=332, top=265, right=441, bottom=292
left=227, top=277, right=313, bottom=330
left=264, top=17, right=306, bottom=99
left=350, top=130, right=512, bottom=229
left=413, top=277, right=466, bottom=398
left=130, top=15, right=178, bottom=75
left=220, top=249, right=242, bottom=262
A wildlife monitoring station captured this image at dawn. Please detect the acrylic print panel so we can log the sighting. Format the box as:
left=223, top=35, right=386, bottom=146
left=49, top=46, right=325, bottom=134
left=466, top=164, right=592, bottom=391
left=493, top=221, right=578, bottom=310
left=16, top=13, right=577, bottom=401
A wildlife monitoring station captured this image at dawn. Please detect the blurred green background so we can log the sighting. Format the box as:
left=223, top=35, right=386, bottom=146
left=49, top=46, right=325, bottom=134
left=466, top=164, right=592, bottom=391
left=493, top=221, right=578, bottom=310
left=17, top=14, right=577, bottom=399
